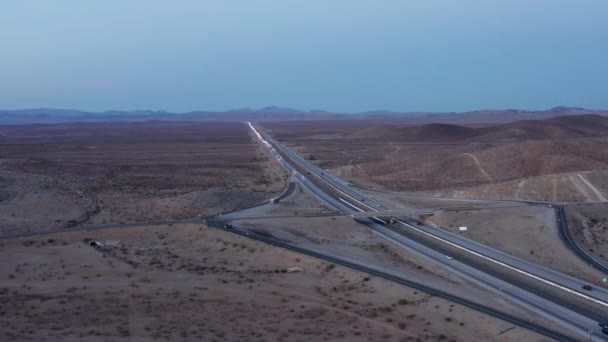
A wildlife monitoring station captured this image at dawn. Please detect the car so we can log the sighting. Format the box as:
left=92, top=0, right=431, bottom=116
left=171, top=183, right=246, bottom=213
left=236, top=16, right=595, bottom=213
left=599, top=321, right=608, bottom=329
left=445, top=256, right=454, bottom=260
left=583, top=285, right=593, bottom=291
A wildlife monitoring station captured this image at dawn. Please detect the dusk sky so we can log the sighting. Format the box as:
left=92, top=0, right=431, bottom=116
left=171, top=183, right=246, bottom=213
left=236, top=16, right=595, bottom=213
left=1, top=1, right=607, bottom=113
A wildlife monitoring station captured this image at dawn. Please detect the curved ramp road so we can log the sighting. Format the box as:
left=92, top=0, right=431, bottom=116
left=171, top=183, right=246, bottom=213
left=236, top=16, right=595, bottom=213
left=556, top=205, right=608, bottom=274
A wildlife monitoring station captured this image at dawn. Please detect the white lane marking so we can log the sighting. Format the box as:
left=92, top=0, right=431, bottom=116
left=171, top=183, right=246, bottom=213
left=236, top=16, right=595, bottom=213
left=338, top=197, right=364, bottom=212
left=249, top=123, right=608, bottom=308
left=271, top=139, right=381, bottom=213
left=338, top=197, right=386, bottom=224
left=372, top=217, right=388, bottom=225
left=393, top=218, right=608, bottom=308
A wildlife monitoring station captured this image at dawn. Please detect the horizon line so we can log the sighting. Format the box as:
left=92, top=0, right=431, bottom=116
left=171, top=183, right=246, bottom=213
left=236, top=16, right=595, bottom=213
left=0, top=105, right=605, bottom=116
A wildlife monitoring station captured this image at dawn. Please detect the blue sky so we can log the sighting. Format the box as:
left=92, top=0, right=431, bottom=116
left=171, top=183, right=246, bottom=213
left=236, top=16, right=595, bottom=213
left=1, top=1, right=607, bottom=112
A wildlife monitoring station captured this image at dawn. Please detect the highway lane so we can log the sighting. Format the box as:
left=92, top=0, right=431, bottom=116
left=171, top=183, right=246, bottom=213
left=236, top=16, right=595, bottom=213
left=389, top=214, right=608, bottom=305
left=272, top=181, right=297, bottom=203
left=248, top=121, right=608, bottom=339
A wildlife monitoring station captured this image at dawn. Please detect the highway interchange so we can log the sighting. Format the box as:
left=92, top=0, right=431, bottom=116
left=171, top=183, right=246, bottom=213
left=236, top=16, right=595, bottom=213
left=209, top=121, right=608, bottom=341
left=6, top=120, right=605, bottom=340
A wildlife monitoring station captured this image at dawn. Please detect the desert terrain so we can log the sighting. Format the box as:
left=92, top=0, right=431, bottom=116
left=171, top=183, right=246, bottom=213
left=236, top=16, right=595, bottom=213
left=566, top=202, right=608, bottom=265
left=0, top=122, right=287, bottom=237
left=3, top=0, right=607, bottom=338
left=0, top=222, right=549, bottom=342
left=1, top=116, right=605, bottom=341
left=1, top=120, right=544, bottom=342
left=262, top=114, right=608, bottom=201
left=224, top=183, right=583, bottom=332
left=261, top=115, right=608, bottom=283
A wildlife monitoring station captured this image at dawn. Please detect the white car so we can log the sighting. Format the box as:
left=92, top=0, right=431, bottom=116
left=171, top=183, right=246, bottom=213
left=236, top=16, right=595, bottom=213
left=445, top=256, right=454, bottom=260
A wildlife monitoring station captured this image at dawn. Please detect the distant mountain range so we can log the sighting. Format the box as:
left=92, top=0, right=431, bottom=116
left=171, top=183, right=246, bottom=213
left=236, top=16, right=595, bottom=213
left=344, top=114, right=608, bottom=142
left=0, top=106, right=606, bottom=125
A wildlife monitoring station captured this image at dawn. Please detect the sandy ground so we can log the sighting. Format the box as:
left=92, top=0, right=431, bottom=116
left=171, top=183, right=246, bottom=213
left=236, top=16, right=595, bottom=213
left=566, top=202, right=608, bottom=265
left=0, top=223, right=552, bottom=342
left=0, top=122, right=287, bottom=236
left=420, top=171, right=608, bottom=203
left=355, top=187, right=524, bottom=212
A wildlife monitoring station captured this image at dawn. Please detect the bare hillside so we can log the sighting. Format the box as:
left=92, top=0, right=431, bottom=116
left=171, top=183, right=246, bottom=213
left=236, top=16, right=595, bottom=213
left=478, top=114, right=608, bottom=142
left=263, top=115, right=608, bottom=199
left=338, top=114, right=608, bottom=143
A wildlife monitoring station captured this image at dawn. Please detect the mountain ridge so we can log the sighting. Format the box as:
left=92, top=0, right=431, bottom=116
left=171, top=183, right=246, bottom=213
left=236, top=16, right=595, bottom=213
left=1, top=106, right=607, bottom=125
left=344, top=114, right=608, bottom=142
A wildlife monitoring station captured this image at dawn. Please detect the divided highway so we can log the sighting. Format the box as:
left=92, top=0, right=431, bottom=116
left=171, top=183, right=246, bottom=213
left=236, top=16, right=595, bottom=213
left=247, top=122, right=608, bottom=340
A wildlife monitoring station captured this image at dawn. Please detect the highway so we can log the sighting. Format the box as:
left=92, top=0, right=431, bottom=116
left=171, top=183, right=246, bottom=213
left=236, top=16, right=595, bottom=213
left=247, top=121, right=608, bottom=340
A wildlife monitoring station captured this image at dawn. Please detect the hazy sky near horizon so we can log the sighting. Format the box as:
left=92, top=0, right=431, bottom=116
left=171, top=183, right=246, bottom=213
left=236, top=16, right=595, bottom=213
left=1, top=1, right=607, bottom=113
